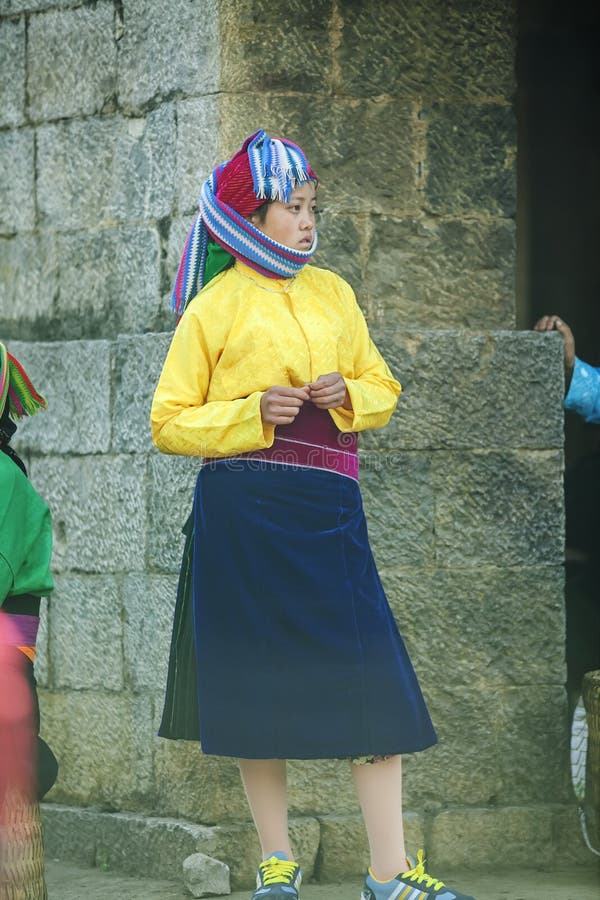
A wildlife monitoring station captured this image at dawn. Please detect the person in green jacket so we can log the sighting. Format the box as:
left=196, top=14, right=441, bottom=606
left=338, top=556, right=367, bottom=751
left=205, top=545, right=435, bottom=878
left=0, top=342, right=55, bottom=899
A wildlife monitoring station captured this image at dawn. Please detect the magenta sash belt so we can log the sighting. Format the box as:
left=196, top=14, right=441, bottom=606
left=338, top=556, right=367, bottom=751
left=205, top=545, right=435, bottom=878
left=209, top=402, right=359, bottom=480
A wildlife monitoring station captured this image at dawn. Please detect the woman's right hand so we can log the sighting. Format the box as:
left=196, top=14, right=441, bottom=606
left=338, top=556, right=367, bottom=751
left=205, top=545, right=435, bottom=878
left=260, top=385, right=310, bottom=425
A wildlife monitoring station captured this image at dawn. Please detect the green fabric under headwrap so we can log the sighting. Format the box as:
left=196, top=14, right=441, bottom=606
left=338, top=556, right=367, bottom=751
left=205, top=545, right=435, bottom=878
left=205, top=239, right=234, bottom=286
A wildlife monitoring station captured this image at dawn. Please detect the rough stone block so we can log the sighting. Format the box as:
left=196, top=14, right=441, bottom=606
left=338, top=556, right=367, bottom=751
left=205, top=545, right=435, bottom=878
left=49, top=575, right=123, bottom=691
left=37, top=110, right=175, bottom=229
left=0, top=234, right=57, bottom=337
left=212, top=817, right=320, bottom=890
left=146, top=454, right=201, bottom=573
left=362, top=329, right=565, bottom=451
left=3, top=1, right=80, bottom=11
left=337, top=0, right=515, bottom=100
left=117, top=0, right=219, bottom=111
left=0, top=128, right=35, bottom=232
left=424, top=103, right=516, bottom=216
left=429, top=806, right=553, bottom=869
left=551, top=804, right=599, bottom=866
left=113, top=332, right=173, bottom=453
left=153, top=744, right=249, bottom=823
left=93, top=811, right=216, bottom=881
left=39, top=690, right=154, bottom=808
left=0, top=17, right=25, bottom=127
left=5, top=340, right=111, bottom=454
left=183, top=852, right=230, bottom=898
left=317, top=811, right=424, bottom=881
left=54, top=226, right=161, bottom=339
left=219, top=95, right=420, bottom=215
left=220, top=0, right=333, bottom=94
left=41, top=803, right=217, bottom=880
left=167, top=214, right=196, bottom=287
left=432, top=449, right=564, bottom=566
left=382, top=565, right=566, bottom=690
left=122, top=573, right=177, bottom=692
left=176, top=96, right=221, bottom=214
left=365, top=216, right=515, bottom=329
left=402, top=683, right=569, bottom=808
left=29, top=454, right=146, bottom=574
left=359, top=452, right=435, bottom=569
left=27, top=5, right=117, bottom=120
left=287, top=759, right=358, bottom=817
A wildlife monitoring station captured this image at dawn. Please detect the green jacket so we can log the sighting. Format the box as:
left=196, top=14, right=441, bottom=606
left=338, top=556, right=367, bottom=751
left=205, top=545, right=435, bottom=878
left=0, top=451, right=53, bottom=604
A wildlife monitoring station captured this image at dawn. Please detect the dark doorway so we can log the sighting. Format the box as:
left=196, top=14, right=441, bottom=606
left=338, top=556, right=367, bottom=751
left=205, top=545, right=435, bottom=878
left=517, top=1, right=600, bottom=465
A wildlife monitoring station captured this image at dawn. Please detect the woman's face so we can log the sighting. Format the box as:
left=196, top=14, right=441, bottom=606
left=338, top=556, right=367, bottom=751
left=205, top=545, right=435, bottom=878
left=251, top=181, right=317, bottom=251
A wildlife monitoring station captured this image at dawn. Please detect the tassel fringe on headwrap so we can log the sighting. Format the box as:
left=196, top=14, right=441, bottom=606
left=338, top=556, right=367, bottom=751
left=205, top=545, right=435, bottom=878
left=0, top=343, right=47, bottom=421
left=171, top=129, right=318, bottom=317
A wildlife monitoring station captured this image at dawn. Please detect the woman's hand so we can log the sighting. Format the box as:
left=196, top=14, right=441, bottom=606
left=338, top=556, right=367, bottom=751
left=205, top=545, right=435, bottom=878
left=533, top=315, right=576, bottom=375
left=307, top=373, right=352, bottom=410
left=260, top=385, right=310, bottom=425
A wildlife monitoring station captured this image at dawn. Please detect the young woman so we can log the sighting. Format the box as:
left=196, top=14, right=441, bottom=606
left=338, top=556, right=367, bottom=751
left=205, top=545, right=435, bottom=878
left=152, top=130, right=476, bottom=900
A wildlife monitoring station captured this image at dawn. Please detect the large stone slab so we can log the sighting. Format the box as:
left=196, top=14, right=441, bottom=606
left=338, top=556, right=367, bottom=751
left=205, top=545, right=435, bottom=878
left=287, top=759, right=358, bottom=817
left=336, top=0, right=515, bottom=99
left=429, top=805, right=554, bottom=869
left=117, top=0, right=219, bottom=112
left=0, top=16, right=25, bottom=128
left=113, top=332, right=173, bottom=453
left=365, top=215, right=515, bottom=328
left=424, top=102, right=516, bottom=217
left=0, top=233, right=57, bottom=338
left=37, top=109, right=176, bottom=229
left=219, top=95, right=420, bottom=216
left=432, top=449, right=564, bottom=566
left=41, top=803, right=217, bottom=880
left=39, top=690, right=155, bottom=808
left=49, top=575, right=124, bottom=691
left=0, top=128, right=35, bottom=233
left=220, top=0, right=333, bottom=95
left=363, top=329, right=565, bottom=450
left=29, top=454, right=146, bottom=574
left=381, top=565, right=566, bottom=689
left=6, top=340, right=111, bottom=454
left=27, top=4, right=117, bottom=120
left=54, top=226, right=161, bottom=339
left=401, top=683, right=568, bottom=808
left=122, top=573, right=177, bottom=692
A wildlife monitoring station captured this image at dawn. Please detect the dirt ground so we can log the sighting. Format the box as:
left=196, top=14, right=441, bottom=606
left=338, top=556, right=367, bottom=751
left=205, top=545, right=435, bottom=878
left=45, top=859, right=600, bottom=900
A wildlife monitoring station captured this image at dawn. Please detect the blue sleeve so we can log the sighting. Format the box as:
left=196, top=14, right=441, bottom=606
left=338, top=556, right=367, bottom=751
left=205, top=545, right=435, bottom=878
left=564, top=357, right=600, bottom=423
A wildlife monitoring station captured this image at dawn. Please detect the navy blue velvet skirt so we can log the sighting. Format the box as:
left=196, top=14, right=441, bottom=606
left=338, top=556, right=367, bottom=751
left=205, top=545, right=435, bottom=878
left=192, top=461, right=437, bottom=759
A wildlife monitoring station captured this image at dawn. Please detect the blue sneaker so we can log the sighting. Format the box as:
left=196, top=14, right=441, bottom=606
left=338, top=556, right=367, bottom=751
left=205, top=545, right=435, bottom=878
left=251, top=851, right=302, bottom=898
left=361, top=850, right=476, bottom=899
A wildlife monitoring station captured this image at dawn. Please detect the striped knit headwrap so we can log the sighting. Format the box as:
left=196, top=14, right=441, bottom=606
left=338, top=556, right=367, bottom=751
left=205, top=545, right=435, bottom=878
left=0, top=343, right=47, bottom=421
left=171, top=129, right=318, bottom=316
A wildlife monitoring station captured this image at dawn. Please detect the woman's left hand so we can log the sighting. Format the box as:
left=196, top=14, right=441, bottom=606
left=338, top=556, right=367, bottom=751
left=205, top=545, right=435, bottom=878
left=307, top=373, right=352, bottom=410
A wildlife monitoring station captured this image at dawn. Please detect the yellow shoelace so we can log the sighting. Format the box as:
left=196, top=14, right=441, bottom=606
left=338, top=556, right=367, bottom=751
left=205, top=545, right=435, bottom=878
left=402, top=850, right=445, bottom=890
left=259, top=856, right=299, bottom=885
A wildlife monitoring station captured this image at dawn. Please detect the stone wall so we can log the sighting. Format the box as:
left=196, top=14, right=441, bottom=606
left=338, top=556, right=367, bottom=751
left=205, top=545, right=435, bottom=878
left=0, top=0, right=589, bottom=887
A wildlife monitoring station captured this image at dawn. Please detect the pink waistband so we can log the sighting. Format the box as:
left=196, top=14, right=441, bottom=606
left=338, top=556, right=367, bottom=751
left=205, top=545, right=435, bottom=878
left=0, top=613, right=40, bottom=647
left=209, top=402, right=359, bottom=480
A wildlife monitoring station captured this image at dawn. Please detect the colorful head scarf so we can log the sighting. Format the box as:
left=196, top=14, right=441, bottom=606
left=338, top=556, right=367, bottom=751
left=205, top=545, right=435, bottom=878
left=171, top=129, right=319, bottom=316
left=0, top=343, right=47, bottom=422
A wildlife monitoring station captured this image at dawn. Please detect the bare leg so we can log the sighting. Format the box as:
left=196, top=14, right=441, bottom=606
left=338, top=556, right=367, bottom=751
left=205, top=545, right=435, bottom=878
left=238, top=758, right=294, bottom=860
left=351, top=755, right=406, bottom=882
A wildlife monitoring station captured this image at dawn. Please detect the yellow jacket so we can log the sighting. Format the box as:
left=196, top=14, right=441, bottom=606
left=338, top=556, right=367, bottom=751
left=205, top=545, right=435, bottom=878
left=151, top=261, right=401, bottom=458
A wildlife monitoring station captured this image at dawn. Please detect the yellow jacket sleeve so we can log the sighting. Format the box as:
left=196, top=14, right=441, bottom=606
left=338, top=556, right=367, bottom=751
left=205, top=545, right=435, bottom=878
left=151, top=302, right=275, bottom=458
left=329, top=285, right=402, bottom=433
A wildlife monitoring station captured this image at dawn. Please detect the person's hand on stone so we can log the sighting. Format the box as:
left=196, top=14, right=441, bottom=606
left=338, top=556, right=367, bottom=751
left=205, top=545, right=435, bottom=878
left=533, top=315, right=576, bottom=377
